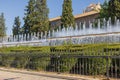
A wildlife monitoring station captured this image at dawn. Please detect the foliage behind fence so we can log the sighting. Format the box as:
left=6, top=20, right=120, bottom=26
left=0, top=52, right=119, bottom=79
left=0, top=43, right=120, bottom=79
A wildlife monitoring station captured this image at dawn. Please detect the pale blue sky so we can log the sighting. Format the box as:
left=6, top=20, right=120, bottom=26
left=0, top=0, right=104, bottom=35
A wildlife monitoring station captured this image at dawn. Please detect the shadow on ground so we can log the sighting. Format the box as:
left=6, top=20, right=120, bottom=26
left=4, top=77, right=20, bottom=80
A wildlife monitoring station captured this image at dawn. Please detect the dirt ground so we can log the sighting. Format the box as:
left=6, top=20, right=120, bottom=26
left=0, top=70, right=66, bottom=80
left=0, top=67, right=101, bottom=80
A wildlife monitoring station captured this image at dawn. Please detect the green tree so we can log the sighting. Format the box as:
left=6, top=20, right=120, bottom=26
left=99, top=0, right=120, bottom=19
left=99, top=0, right=109, bottom=20
left=12, top=16, right=21, bottom=36
left=31, top=0, right=49, bottom=33
left=23, top=0, right=36, bottom=34
left=61, top=0, right=75, bottom=28
left=98, top=0, right=120, bottom=25
left=108, top=0, right=120, bottom=18
left=0, top=13, right=6, bottom=38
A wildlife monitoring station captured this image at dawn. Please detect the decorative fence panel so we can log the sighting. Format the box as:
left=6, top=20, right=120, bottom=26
left=0, top=53, right=119, bottom=79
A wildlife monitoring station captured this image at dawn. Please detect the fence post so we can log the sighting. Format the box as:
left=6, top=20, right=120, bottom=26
left=106, top=56, right=110, bottom=80
left=57, top=55, right=60, bottom=74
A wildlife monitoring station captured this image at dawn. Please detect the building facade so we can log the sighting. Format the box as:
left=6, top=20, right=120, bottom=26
left=49, top=3, right=101, bottom=29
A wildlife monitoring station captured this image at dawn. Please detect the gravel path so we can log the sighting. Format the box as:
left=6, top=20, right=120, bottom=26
left=0, top=70, right=65, bottom=80
left=0, top=68, right=99, bottom=80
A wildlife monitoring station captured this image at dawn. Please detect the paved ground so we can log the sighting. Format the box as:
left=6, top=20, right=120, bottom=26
left=0, top=70, right=65, bottom=80
left=0, top=68, right=99, bottom=80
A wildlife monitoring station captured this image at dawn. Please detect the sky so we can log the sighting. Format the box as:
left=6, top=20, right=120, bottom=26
left=0, top=0, right=104, bottom=35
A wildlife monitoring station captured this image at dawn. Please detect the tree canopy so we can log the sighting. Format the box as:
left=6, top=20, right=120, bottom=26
left=108, top=0, right=120, bottom=18
left=23, top=0, right=49, bottom=34
left=99, top=0, right=120, bottom=19
left=99, top=0, right=109, bottom=20
left=12, top=16, right=21, bottom=36
left=31, top=0, right=49, bottom=33
left=0, top=13, right=6, bottom=37
left=23, top=0, right=36, bottom=34
left=61, top=0, right=75, bottom=28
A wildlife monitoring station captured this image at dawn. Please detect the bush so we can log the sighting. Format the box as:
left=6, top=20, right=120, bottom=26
left=12, top=53, right=30, bottom=69
left=88, top=58, right=108, bottom=75
left=59, top=57, right=77, bottom=72
left=0, top=43, right=120, bottom=76
left=47, top=54, right=77, bottom=73
left=28, top=53, right=50, bottom=71
left=1, top=54, right=15, bottom=67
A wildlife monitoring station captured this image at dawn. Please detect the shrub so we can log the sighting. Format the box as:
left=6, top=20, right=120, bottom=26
left=88, top=58, right=107, bottom=75
left=59, top=57, right=77, bottom=72
left=0, top=55, right=2, bottom=65
left=13, top=53, right=30, bottom=69
left=0, top=43, right=119, bottom=76
left=1, top=54, right=15, bottom=67
left=47, top=54, right=77, bottom=73
left=28, top=53, right=50, bottom=71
